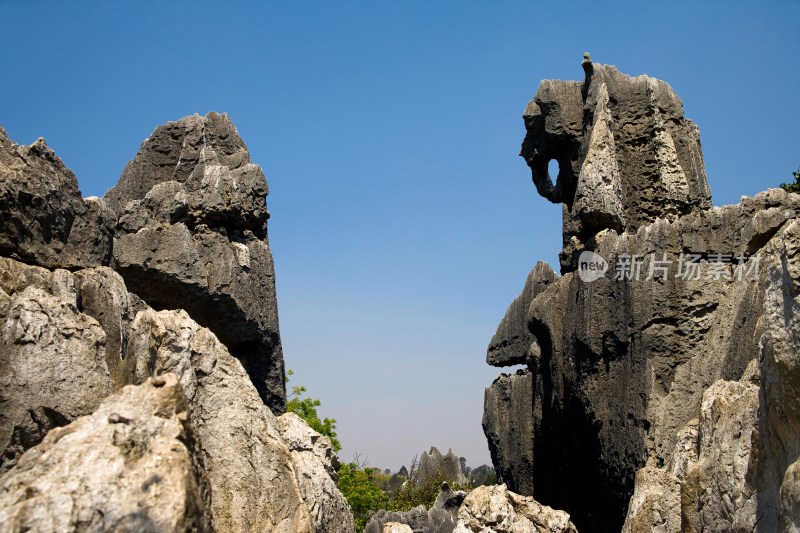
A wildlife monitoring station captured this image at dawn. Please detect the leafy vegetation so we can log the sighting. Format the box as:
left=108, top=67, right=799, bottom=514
left=285, top=369, right=341, bottom=452
left=284, top=371, right=498, bottom=532
left=780, top=167, right=800, bottom=194
left=336, top=462, right=389, bottom=532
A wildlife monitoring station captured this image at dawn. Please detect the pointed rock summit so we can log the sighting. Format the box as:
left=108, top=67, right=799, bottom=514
left=106, top=112, right=287, bottom=412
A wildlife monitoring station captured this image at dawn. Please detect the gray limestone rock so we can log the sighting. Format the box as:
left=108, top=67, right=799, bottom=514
left=485, top=57, right=800, bottom=532
left=0, top=374, right=214, bottom=532
left=415, top=447, right=468, bottom=486
left=0, top=258, right=116, bottom=474
left=364, top=483, right=465, bottom=533
left=520, top=56, right=711, bottom=272
left=123, top=308, right=314, bottom=533
left=452, top=484, right=577, bottom=533
left=482, top=370, right=535, bottom=496
left=106, top=112, right=287, bottom=413
left=487, top=262, right=557, bottom=367
left=278, top=412, right=355, bottom=533
left=0, top=127, right=113, bottom=270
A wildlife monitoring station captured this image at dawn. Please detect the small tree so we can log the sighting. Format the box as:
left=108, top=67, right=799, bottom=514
left=336, top=462, right=389, bottom=532
left=285, top=370, right=341, bottom=452
left=780, top=167, right=800, bottom=194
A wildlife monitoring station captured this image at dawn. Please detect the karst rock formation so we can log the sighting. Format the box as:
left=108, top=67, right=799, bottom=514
left=0, top=116, right=354, bottom=532
left=483, top=56, right=800, bottom=532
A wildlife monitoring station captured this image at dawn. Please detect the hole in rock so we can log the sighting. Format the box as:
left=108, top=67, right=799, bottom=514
left=547, top=159, right=560, bottom=187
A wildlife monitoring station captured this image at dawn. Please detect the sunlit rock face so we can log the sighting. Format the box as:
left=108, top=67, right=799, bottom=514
left=520, top=54, right=711, bottom=273
left=484, top=57, right=800, bottom=532
left=106, top=112, right=287, bottom=414
left=0, top=117, right=355, bottom=532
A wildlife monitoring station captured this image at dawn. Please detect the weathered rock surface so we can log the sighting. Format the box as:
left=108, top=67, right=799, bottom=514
left=452, top=484, right=577, bottom=533
left=482, top=370, right=535, bottom=496
left=0, top=127, right=113, bottom=270
left=0, top=257, right=118, bottom=474
left=364, top=483, right=465, bottom=533
left=278, top=412, right=355, bottom=533
left=484, top=56, right=800, bottom=533
left=0, top=374, right=213, bottom=532
left=521, top=54, right=711, bottom=272
left=383, top=523, right=413, bottom=533
left=0, top=120, right=343, bottom=532
left=416, top=447, right=468, bottom=486
left=124, top=308, right=314, bottom=533
left=106, top=112, right=287, bottom=413
left=487, top=262, right=557, bottom=367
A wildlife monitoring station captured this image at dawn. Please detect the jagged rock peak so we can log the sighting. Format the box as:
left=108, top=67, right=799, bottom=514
left=416, top=447, right=469, bottom=486
left=108, top=112, right=287, bottom=413
left=105, top=111, right=269, bottom=236
left=0, top=127, right=114, bottom=270
left=521, top=55, right=711, bottom=272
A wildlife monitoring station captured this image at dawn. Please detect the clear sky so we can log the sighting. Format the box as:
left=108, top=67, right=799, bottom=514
left=1, top=1, right=798, bottom=470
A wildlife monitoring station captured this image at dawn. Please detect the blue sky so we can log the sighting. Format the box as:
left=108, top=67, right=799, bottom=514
left=2, top=1, right=798, bottom=470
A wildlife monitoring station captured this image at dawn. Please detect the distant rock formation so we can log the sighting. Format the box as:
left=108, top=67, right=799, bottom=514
left=415, top=447, right=469, bottom=486
left=483, top=57, right=800, bottom=532
left=0, top=117, right=353, bottom=532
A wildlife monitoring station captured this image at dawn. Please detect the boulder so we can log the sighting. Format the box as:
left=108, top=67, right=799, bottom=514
left=278, top=412, right=355, bottom=533
left=452, top=484, right=577, bottom=533
left=383, top=524, right=413, bottom=533
left=124, top=308, right=314, bottom=533
left=0, top=126, right=113, bottom=270
left=0, top=374, right=213, bottom=532
left=107, top=112, right=287, bottom=413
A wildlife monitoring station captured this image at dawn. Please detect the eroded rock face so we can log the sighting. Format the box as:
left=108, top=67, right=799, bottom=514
left=484, top=57, right=800, bottom=532
left=0, top=120, right=341, bottom=532
left=0, top=257, right=117, bottom=474
left=0, top=374, right=214, bottom=532
left=278, top=412, right=355, bottom=533
left=521, top=55, right=711, bottom=272
left=124, top=308, right=314, bottom=533
left=106, top=112, right=287, bottom=413
left=0, top=127, right=113, bottom=269
left=487, top=262, right=557, bottom=367
left=452, top=484, right=577, bottom=533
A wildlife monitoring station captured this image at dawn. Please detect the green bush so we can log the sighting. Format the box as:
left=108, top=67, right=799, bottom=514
left=336, top=463, right=389, bottom=532
left=780, top=167, right=800, bottom=194
left=285, top=370, right=341, bottom=452
left=387, top=469, right=471, bottom=512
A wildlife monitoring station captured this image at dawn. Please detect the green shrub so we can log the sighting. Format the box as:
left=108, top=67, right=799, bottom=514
left=336, top=463, right=389, bottom=532
left=285, top=370, right=341, bottom=452
left=780, top=167, right=800, bottom=194
left=388, top=469, right=471, bottom=512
